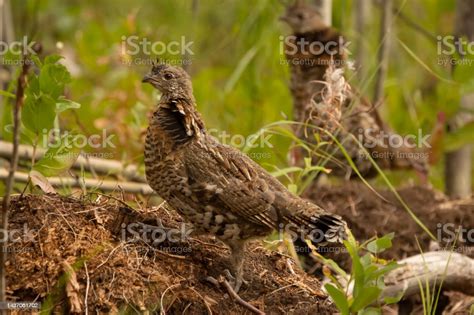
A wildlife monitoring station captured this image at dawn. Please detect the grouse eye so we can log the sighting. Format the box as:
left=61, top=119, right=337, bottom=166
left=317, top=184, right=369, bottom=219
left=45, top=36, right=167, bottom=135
left=163, top=73, right=174, bottom=80
left=296, top=13, right=304, bottom=20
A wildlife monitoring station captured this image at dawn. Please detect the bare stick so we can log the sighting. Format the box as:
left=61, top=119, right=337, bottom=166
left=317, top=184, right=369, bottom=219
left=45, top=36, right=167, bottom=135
left=0, top=51, right=30, bottom=305
left=0, top=140, right=146, bottom=183
left=0, top=169, right=154, bottom=195
left=84, top=262, right=90, bottom=315
left=219, top=276, right=265, bottom=315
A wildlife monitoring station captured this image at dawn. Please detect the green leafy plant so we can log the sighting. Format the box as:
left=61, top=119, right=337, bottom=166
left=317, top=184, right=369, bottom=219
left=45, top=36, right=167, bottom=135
left=3, top=54, right=81, bottom=187
left=317, top=232, right=402, bottom=315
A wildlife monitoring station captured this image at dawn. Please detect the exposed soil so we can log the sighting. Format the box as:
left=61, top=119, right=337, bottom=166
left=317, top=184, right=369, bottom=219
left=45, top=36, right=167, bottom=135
left=305, top=182, right=474, bottom=264
left=4, top=182, right=473, bottom=314
left=6, top=194, right=336, bottom=314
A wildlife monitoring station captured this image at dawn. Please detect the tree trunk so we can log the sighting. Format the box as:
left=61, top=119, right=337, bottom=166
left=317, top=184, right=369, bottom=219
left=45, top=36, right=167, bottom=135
left=313, top=0, right=332, bottom=26
left=445, top=0, right=474, bottom=198
left=373, top=0, right=392, bottom=106
left=354, top=0, right=369, bottom=81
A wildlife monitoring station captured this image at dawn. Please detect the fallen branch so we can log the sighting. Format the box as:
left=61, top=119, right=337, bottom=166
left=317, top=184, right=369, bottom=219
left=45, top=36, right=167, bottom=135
left=0, top=140, right=146, bottom=183
left=0, top=169, right=154, bottom=195
left=382, top=251, right=474, bottom=299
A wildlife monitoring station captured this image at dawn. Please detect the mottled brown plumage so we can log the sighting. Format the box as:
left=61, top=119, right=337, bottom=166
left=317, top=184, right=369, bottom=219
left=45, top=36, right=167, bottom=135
left=281, top=0, right=428, bottom=178
left=142, top=64, right=346, bottom=291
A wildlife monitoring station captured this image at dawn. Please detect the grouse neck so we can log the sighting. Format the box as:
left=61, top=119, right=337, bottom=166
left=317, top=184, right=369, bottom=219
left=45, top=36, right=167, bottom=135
left=152, top=94, right=206, bottom=144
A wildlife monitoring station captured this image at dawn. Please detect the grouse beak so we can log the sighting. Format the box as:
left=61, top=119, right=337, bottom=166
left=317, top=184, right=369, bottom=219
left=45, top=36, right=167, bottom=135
left=142, top=73, right=153, bottom=83
left=279, top=15, right=289, bottom=22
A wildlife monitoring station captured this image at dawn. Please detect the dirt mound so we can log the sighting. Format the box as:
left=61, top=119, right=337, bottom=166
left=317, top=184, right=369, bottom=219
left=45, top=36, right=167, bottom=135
left=305, top=183, right=473, bottom=262
left=305, top=183, right=473, bottom=315
left=6, top=194, right=336, bottom=314
left=5, top=184, right=473, bottom=314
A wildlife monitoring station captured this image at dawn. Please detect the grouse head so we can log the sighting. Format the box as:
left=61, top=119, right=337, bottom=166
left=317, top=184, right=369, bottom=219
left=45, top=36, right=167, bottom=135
left=142, top=63, right=193, bottom=98
left=280, top=0, right=327, bottom=33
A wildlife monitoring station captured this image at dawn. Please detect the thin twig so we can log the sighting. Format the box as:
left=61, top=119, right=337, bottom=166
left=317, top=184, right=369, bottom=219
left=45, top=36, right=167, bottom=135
left=90, top=192, right=137, bottom=210
left=160, top=283, right=181, bottom=315
left=95, top=243, right=124, bottom=270
left=0, top=52, right=30, bottom=306
left=188, top=287, right=213, bottom=315
left=84, top=262, right=90, bottom=315
left=219, top=276, right=265, bottom=315
left=286, top=258, right=296, bottom=275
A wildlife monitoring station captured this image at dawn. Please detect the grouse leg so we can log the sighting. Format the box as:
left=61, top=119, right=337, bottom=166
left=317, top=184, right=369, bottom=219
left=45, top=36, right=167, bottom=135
left=226, top=239, right=247, bottom=293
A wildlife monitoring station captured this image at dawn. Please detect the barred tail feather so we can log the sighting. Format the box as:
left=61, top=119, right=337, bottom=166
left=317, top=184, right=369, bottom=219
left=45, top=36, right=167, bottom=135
left=290, top=215, right=347, bottom=266
left=289, top=212, right=347, bottom=247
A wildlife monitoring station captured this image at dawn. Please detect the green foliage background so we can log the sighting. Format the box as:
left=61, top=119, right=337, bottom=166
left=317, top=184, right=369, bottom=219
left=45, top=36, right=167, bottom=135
left=1, top=0, right=473, bottom=191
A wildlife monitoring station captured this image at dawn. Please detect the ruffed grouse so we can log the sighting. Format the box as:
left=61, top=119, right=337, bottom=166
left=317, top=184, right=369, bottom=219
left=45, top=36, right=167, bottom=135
left=281, top=0, right=428, bottom=178
left=142, top=63, right=347, bottom=291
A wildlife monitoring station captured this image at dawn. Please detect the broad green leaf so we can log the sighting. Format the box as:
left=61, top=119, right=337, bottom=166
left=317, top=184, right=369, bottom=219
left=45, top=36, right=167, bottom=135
left=21, top=94, right=56, bottom=134
left=33, top=134, right=81, bottom=176
left=44, top=55, right=63, bottom=64
left=367, top=233, right=394, bottom=254
left=39, top=62, right=71, bottom=99
left=383, top=291, right=404, bottom=305
left=351, top=286, right=382, bottom=312
left=56, top=98, right=81, bottom=113
left=367, top=261, right=400, bottom=282
left=325, top=283, right=349, bottom=315
left=360, top=253, right=372, bottom=267
left=363, top=265, right=378, bottom=282
left=376, top=276, right=385, bottom=289
left=26, top=76, right=41, bottom=97
left=344, top=238, right=365, bottom=298
left=30, top=54, right=42, bottom=67
left=2, top=123, right=38, bottom=146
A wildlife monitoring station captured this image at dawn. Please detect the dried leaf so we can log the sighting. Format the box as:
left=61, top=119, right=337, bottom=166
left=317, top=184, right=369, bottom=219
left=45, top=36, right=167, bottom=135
left=29, top=170, right=56, bottom=194
left=62, top=261, right=83, bottom=313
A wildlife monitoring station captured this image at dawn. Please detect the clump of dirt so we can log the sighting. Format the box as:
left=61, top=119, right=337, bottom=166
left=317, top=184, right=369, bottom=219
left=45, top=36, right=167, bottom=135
left=6, top=194, right=337, bottom=314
